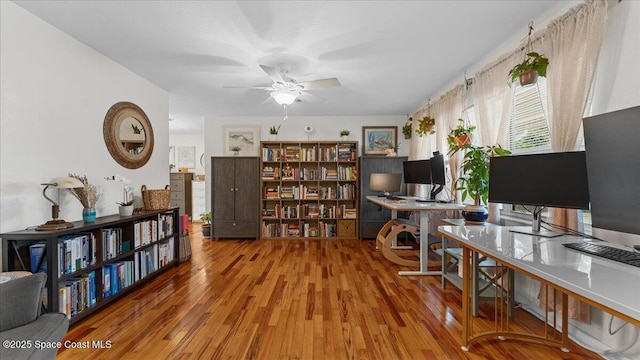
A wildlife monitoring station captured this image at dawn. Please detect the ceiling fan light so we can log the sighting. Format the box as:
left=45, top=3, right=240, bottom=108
left=270, top=89, right=299, bottom=105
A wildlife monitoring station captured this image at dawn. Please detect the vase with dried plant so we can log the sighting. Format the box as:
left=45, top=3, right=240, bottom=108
left=68, top=173, right=101, bottom=223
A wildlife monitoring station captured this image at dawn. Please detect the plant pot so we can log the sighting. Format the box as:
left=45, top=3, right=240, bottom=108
left=269, top=134, right=277, bottom=140
left=455, top=134, right=472, bottom=147
left=519, top=69, right=539, bottom=86
left=201, top=224, right=211, bottom=238
left=462, top=205, right=488, bottom=224
left=341, top=135, right=348, bottom=140
left=404, top=133, right=411, bottom=140
left=119, top=205, right=134, bottom=216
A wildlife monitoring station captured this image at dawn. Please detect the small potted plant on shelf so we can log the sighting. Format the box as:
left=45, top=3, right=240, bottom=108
left=402, top=118, right=412, bottom=139
left=200, top=211, right=211, bottom=238
left=231, top=146, right=241, bottom=156
left=508, top=51, right=549, bottom=87
left=340, top=130, right=350, bottom=140
left=107, top=175, right=135, bottom=216
left=269, top=125, right=280, bottom=140
left=415, top=116, right=436, bottom=136
left=448, top=122, right=511, bottom=223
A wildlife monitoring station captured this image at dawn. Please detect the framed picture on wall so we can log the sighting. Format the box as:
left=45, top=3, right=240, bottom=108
left=223, top=125, right=260, bottom=156
left=362, top=126, right=397, bottom=155
left=177, top=146, right=196, bottom=168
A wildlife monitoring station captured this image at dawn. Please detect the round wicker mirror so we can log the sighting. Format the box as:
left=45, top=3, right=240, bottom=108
left=103, top=102, right=154, bottom=169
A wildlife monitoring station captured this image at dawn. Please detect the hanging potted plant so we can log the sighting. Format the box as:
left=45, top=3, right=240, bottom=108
left=447, top=118, right=475, bottom=148
left=508, top=23, right=549, bottom=87
left=448, top=123, right=511, bottom=223
left=200, top=211, right=212, bottom=238
left=415, top=116, right=436, bottom=136
left=402, top=118, right=412, bottom=139
left=508, top=51, right=549, bottom=86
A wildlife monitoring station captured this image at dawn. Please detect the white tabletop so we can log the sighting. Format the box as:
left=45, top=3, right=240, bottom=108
left=366, top=196, right=464, bottom=212
left=438, top=225, right=640, bottom=323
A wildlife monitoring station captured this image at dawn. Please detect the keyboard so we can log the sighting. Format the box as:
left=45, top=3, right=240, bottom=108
left=386, top=196, right=403, bottom=200
left=562, top=242, right=640, bottom=268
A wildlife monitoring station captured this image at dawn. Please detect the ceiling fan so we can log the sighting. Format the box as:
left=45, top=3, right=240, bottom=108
left=225, top=64, right=341, bottom=106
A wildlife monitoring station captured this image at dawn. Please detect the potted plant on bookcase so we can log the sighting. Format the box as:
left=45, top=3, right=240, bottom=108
left=340, top=129, right=350, bottom=140
left=269, top=125, right=280, bottom=140
left=200, top=212, right=211, bottom=238
left=447, top=122, right=510, bottom=223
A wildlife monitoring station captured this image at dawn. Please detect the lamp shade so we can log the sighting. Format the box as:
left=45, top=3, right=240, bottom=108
left=270, top=89, right=299, bottom=105
left=46, top=177, right=84, bottom=189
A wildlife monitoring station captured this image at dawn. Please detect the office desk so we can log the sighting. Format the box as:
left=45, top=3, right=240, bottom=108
left=439, top=224, right=640, bottom=352
left=366, top=196, right=463, bottom=275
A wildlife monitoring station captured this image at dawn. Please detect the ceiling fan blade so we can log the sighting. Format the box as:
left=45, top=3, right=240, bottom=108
left=260, top=64, right=285, bottom=84
left=223, top=85, right=274, bottom=90
left=298, top=91, right=324, bottom=104
left=297, top=77, right=341, bottom=90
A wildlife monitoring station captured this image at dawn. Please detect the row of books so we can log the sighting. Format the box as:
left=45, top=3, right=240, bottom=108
left=59, top=271, right=96, bottom=319
left=158, top=239, right=175, bottom=268
left=103, top=260, right=134, bottom=298
left=56, top=233, right=98, bottom=276
left=262, top=144, right=357, bottom=162
left=134, top=219, right=158, bottom=248
left=102, top=228, right=130, bottom=261
left=159, top=213, right=175, bottom=239
left=262, top=166, right=357, bottom=181
left=263, top=185, right=356, bottom=200
left=262, top=203, right=356, bottom=219
left=261, top=221, right=337, bottom=238
left=135, top=245, right=158, bottom=281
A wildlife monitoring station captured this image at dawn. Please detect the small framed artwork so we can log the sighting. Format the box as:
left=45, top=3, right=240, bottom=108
left=362, top=126, right=397, bottom=155
left=177, top=146, right=196, bottom=168
left=223, top=125, right=260, bottom=156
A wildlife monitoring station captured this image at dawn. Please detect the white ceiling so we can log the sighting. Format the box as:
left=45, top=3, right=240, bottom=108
left=14, top=1, right=569, bottom=133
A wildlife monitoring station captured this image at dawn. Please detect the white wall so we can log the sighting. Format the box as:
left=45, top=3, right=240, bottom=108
left=201, top=115, right=407, bottom=211
left=0, top=1, right=169, bottom=238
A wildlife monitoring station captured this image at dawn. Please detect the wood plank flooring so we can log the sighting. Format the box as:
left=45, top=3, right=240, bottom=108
left=57, top=224, right=600, bottom=359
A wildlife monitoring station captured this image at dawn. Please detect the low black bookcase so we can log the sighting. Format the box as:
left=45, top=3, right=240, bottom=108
left=1, top=207, right=180, bottom=325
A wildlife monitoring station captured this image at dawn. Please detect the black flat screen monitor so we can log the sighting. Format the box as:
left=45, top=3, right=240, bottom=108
left=403, top=160, right=431, bottom=184
left=583, top=105, right=640, bottom=237
left=430, top=153, right=446, bottom=186
left=489, top=151, right=590, bottom=237
left=489, top=151, right=590, bottom=209
left=369, top=173, right=402, bottom=197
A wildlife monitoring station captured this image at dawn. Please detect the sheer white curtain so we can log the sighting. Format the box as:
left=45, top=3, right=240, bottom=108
left=473, top=54, right=519, bottom=222
left=537, top=0, right=607, bottom=322
left=409, top=86, right=463, bottom=201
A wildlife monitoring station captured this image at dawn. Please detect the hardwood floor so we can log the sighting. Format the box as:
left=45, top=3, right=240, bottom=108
left=57, top=223, right=600, bottom=359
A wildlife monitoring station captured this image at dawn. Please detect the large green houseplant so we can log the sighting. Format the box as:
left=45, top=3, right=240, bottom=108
left=448, top=120, right=510, bottom=223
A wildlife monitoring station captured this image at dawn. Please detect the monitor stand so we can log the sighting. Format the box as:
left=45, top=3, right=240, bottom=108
left=509, top=208, right=563, bottom=238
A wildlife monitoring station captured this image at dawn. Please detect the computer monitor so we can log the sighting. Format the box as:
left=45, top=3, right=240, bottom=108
left=369, top=173, right=402, bottom=197
left=489, top=151, right=590, bottom=237
left=583, top=105, right=640, bottom=239
left=402, top=160, right=431, bottom=184
left=430, top=152, right=446, bottom=200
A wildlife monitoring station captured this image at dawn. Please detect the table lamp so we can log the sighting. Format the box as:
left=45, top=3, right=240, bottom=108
left=36, top=176, right=84, bottom=231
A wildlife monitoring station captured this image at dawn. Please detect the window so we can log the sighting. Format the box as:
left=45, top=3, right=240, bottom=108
left=508, top=77, right=551, bottom=155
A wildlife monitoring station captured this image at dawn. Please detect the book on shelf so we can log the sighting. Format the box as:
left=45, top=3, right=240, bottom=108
left=344, top=208, right=357, bottom=219
left=29, top=243, right=47, bottom=273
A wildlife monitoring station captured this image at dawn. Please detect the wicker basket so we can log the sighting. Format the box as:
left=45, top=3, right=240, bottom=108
left=141, top=185, right=171, bottom=211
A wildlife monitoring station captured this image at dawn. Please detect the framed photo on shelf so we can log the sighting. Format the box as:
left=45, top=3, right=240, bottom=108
left=223, top=125, right=260, bottom=156
left=362, top=126, right=397, bottom=155
left=177, top=146, right=196, bottom=168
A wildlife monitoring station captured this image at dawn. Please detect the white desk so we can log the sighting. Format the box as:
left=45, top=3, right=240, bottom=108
left=439, top=224, right=640, bottom=351
left=366, top=196, right=463, bottom=276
